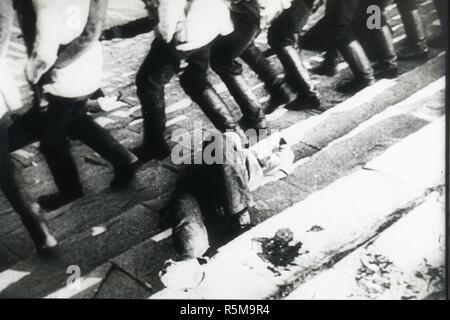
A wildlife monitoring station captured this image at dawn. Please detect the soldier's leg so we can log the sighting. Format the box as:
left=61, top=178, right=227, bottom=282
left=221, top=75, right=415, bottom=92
left=357, top=0, right=398, bottom=79
left=134, top=37, right=176, bottom=162
left=428, top=0, right=447, bottom=48
left=268, top=0, right=320, bottom=110
left=37, top=97, right=84, bottom=211
left=67, top=99, right=136, bottom=191
left=241, top=42, right=295, bottom=114
left=180, top=45, right=240, bottom=132
left=0, top=113, right=57, bottom=253
left=211, top=11, right=267, bottom=131
left=395, top=0, right=429, bottom=59
left=328, top=0, right=375, bottom=93
left=301, top=4, right=342, bottom=76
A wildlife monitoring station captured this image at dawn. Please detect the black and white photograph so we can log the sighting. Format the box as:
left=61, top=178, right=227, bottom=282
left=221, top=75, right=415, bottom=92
left=0, top=0, right=447, bottom=303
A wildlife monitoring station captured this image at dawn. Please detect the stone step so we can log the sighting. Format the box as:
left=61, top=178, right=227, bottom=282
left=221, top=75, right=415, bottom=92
left=150, top=117, right=445, bottom=299
left=0, top=55, right=444, bottom=297
left=1, top=50, right=443, bottom=271
left=97, top=78, right=444, bottom=299
left=0, top=0, right=444, bottom=296
left=0, top=166, right=176, bottom=264
left=0, top=204, right=159, bottom=298
left=285, top=191, right=445, bottom=300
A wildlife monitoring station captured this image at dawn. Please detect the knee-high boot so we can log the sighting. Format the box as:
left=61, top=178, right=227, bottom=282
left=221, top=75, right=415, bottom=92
left=373, top=25, right=398, bottom=79
left=336, top=40, right=375, bottom=93
left=241, top=44, right=295, bottom=114
left=133, top=106, right=170, bottom=162
left=397, top=6, right=429, bottom=59
left=218, top=72, right=268, bottom=130
left=189, top=84, right=240, bottom=132
left=275, top=46, right=321, bottom=110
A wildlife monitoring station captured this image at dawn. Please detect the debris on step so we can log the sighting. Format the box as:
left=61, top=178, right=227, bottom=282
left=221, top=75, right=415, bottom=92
left=307, top=225, right=324, bottom=232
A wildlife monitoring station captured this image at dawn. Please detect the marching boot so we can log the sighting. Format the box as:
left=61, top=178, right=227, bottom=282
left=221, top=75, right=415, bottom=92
left=336, top=40, right=375, bottom=94
left=38, top=140, right=84, bottom=211
left=275, top=46, right=320, bottom=110
left=131, top=107, right=170, bottom=162
left=241, top=44, right=295, bottom=114
left=216, top=73, right=268, bottom=131
left=189, top=84, right=241, bottom=132
left=310, top=48, right=340, bottom=77
left=373, top=25, right=398, bottom=79
left=70, top=116, right=137, bottom=191
left=397, top=9, right=429, bottom=60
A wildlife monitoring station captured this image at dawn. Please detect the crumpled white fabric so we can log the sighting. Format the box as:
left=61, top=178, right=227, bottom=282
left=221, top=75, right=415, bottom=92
left=158, top=0, right=234, bottom=52
left=223, top=132, right=295, bottom=192
left=0, top=63, right=22, bottom=118
left=159, top=258, right=205, bottom=289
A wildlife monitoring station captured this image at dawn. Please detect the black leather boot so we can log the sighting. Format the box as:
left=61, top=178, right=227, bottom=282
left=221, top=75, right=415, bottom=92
left=38, top=140, right=84, bottom=211
left=70, top=115, right=137, bottom=191
left=189, top=84, right=241, bottom=132
left=241, top=44, right=295, bottom=114
left=275, top=46, right=321, bottom=110
left=336, top=41, right=375, bottom=94
left=131, top=108, right=170, bottom=162
left=373, top=25, right=398, bottom=79
left=310, top=48, right=340, bottom=77
left=397, top=9, right=429, bottom=60
left=217, top=73, right=268, bottom=131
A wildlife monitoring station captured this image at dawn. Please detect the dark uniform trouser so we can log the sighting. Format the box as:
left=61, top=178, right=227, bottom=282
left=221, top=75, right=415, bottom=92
left=433, top=0, right=447, bottom=41
left=136, top=37, right=212, bottom=136
left=210, top=8, right=266, bottom=125
left=168, top=135, right=252, bottom=258
left=268, top=0, right=315, bottom=49
left=395, top=0, right=427, bottom=48
left=211, top=9, right=261, bottom=76
left=36, top=95, right=133, bottom=197
left=302, top=0, right=375, bottom=83
left=302, top=0, right=360, bottom=52
left=353, top=0, right=397, bottom=68
left=0, top=113, right=51, bottom=248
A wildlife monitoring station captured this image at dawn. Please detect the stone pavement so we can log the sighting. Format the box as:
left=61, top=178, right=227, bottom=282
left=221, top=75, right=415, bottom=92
left=0, top=0, right=446, bottom=299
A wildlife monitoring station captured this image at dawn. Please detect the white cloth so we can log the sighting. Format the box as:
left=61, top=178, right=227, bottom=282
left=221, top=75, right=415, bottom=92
left=224, top=132, right=295, bottom=192
left=258, top=0, right=294, bottom=28
left=157, top=0, right=187, bottom=44
left=42, top=42, right=103, bottom=98
left=29, top=0, right=102, bottom=98
left=158, top=0, right=234, bottom=51
left=0, top=63, right=22, bottom=118
left=159, top=258, right=205, bottom=289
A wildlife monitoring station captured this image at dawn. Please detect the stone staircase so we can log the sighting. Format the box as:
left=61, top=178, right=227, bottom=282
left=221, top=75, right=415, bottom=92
left=0, top=0, right=446, bottom=299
